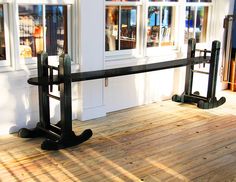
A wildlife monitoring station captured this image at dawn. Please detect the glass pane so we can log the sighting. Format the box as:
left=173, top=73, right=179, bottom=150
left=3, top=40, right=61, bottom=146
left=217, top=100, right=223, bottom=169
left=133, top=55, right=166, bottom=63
left=147, top=6, right=160, bottom=47
left=161, top=6, right=175, bottom=46
left=0, top=5, right=6, bottom=61
left=149, top=0, right=178, bottom=1
left=186, top=0, right=198, bottom=2
left=185, top=6, right=195, bottom=44
left=106, top=0, right=140, bottom=1
left=46, top=5, right=68, bottom=56
left=19, top=5, right=43, bottom=58
left=196, top=6, right=208, bottom=43
left=105, top=6, right=119, bottom=51
left=120, top=6, right=137, bottom=50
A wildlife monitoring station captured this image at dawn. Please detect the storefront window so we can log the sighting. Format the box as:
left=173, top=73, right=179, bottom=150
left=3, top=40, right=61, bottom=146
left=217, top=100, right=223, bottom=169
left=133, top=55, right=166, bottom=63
left=186, top=0, right=211, bottom=2
left=185, top=6, right=195, bottom=43
left=105, top=0, right=213, bottom=57
left=149, top=0, right=178, bottom=2
left=147, top=6, right=175, bottom=47
left=46, top=5, right=68, bottom=56
left=106, top=0, right=139, bottom=1
left=120, top=6, right=137, bottom=50
left=147, top=6, right=160, bottom=47
left=161, top=6, right=175, bottom=46
left=18, top=5, right=68, bottom=59
left=0, top=5, right=6, bottom=61
left=105, top=6, right=119, bottom=51
left=196, top=6, right=208, bottom=42
left=105, top=6, right=137, bottom=51
left=18, top=5, right=43, bottom=58
left=185, top=6, right=208, bottom=43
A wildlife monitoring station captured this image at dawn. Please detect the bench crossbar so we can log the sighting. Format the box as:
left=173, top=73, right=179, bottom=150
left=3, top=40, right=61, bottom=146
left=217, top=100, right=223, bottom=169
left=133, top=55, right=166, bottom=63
left=28, top=56, right=210, bottom=86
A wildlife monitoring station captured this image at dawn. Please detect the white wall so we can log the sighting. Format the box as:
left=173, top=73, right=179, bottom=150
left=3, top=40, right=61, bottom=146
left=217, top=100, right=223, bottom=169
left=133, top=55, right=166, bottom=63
left=79, top=0, right=235, bottom=117
left=104, top=55, right=185, bottom=113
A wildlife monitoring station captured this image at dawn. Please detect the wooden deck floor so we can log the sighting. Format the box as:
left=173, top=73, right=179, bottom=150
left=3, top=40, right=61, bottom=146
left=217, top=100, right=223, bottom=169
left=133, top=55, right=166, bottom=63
left=1, top=91, right=236, bottom=182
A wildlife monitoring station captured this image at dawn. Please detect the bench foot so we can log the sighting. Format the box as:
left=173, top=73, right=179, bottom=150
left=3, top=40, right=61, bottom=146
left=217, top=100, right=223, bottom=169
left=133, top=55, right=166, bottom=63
left=18, top=127, right=42, bottom=138
left=172, top=92, right=226, bottom=109
left=172, top=94, right=184, bottom=103
left=197, top=97, right=226, bottom=109
left=41, top=129, right=93, bottom=150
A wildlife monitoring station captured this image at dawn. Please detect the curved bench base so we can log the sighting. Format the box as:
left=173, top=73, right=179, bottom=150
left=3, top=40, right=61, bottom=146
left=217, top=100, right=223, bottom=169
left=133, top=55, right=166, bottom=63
left=18, top=125, right=93, bottom=150
left=172, top=92, right=226, bottom=109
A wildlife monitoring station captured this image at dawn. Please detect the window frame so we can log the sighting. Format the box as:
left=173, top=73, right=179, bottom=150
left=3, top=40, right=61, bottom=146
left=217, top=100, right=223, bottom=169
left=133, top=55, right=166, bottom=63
left=14, top=0, right=74, bottom=68
left=105, top=0, right=214, bottom=61
left=145, top=1, right=179, bottom=56
left=105, top=0, right=142, bottom=60
left=0, top=3, right=11, bottom=67
left=184, top=0, right=213, bottom=48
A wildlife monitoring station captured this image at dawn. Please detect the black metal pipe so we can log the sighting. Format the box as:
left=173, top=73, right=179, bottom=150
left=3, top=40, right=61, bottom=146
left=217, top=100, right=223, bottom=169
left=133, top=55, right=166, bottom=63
left=45, top=65, right=59, bottom=70
left=37, top=126, right=61, bottom=141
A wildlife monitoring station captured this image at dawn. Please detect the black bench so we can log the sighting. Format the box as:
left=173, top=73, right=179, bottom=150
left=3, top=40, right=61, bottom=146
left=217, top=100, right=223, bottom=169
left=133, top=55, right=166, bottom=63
left=18, top=39, right=226, bottom=150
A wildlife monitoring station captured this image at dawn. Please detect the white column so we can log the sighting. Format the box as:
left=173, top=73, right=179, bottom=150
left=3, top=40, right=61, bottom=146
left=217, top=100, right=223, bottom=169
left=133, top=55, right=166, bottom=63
left=78, top=0, right=106, bottom=120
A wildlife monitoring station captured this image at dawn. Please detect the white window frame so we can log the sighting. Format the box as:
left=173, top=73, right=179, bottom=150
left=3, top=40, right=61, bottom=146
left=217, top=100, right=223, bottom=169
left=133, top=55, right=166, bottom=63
left=14, top=0, right=74, bottom=69
left=105, top=1, right=142, bottom=60
left=145, top=1, right=179, bottom=57
left=0, top=2, right=11, bottom=67
left=104, top=0, right=214, bottom=61
left=184, top=0, right=213, bottom=48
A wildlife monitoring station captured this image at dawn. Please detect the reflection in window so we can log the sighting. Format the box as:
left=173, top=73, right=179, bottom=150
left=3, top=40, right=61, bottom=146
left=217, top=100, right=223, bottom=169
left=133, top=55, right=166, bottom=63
left=120, top=6, right=137, bottom=50
left=149, top=0, right=178, bottom=1
left=185, top=6, right=195, bottom=43
left=196, top=6, right=208, bottom=42
left=147, top=6, right=160, bottom=47
left=187, top=0, right=211, bottom=1
left=106, top=0, right=139, bottom=1
left=19, top=5, right=43, bottom=58
left=46, top=6, right=68, bottom=56
left=185, top=6, right=208, bottom=43
left=161, top=6, right=175, bottom=46
left=0, top=5, right=6, bottom=61
left=105, top=6, right=119, bottom=51
left=105, top=6, right=137, bottom=51
left=19, top=5, right=69, bottom=59
left=147, top=6, right=175, bottom=47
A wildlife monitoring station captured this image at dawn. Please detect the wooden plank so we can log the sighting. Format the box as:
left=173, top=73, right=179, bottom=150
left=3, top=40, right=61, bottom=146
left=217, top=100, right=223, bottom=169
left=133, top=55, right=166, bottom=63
left=193, top=160, right=236, bottom=182
left=0, top=92, right=236, bottom=182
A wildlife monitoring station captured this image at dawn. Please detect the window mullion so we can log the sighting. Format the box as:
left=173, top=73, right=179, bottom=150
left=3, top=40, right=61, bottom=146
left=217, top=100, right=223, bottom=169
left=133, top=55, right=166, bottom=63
left=194, top=6, right=197, bottom=39
left=118, top=5, right=121, bottom=51
left=67, top=5, right=72, bottom=56
left=43, top=5, right=46, bottom=52
left=136, top=5, right=140, bottom=53
left=159, top=6, right=162, bottom=48
left=3, top=3, right=10, bottom=65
